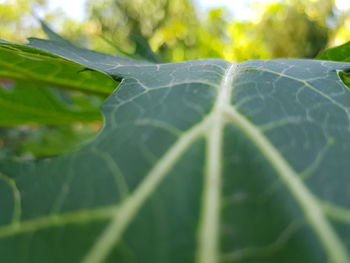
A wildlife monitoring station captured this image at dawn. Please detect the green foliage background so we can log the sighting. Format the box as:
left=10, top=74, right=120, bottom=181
left=1, top=0, right=350, bottom=159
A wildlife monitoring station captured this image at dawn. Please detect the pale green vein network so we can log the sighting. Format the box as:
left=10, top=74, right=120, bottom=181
left=322, top=202, right=350, bottom=224
left=134, top=119, right=182, bottom=137
left=82, top=116, right=209, bottom=263
left=1, top=54, right=350, bottom=263
left=0, top=205, right=117, bottom=238
left=242, top=67, right=350, bottom=123
left=50, top=171, right=74, bottom=214
left=0, top=173, right=21, bottom=224
left=74, top=62, right=238, bottom=263
left=90, top=147, right=130, bottom=200
left=221, top=220, right=304, bottom=262
left=0, top=60, right=227, bottom=262
left=223, top=105, right=350, bottom=263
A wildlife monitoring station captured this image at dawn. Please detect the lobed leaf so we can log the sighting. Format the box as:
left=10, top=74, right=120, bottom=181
left=1, top=39, right=350, bottom=263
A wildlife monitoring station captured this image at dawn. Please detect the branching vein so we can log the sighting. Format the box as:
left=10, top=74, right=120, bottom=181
left=82, top=117, right=208, bottom=263
left=223, top=105, right=350, bottom=263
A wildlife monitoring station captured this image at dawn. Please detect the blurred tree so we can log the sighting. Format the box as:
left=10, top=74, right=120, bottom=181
left=224, top=0, right=336, bottom=61
left=79, top=0, right=208, bottom=61
left=331, top=17, right=350, bottom=47
left=61, top=0, right=236, bottom=61
left=0, top=0, right=50, bottom=42
left=326, top=0, right=350, bottom=48
left=254, top=0, right=334, bottom=58
left=0, top=0, right=347, bottom=60
left=58, top=0, right=339, bottom=62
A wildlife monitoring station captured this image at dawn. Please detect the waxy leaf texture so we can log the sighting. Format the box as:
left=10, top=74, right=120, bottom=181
left=1, top=39, right=350, bottom=263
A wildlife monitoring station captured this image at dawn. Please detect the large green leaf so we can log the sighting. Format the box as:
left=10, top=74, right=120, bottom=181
left=1, top=40, right=350, bottom=263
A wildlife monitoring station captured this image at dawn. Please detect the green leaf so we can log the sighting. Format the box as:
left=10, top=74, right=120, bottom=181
left=100, top=34, right=162, bottom=63
left=39, top=20, right=72, bottom=45
left=27, top=38, right=152, bottom=78
left=317, top=42, right=350, bottom=92
left=0, top=42, right=116, bottom=95
left=0, top=41, right=118, bottom=125
left=317, top=41, right=350, bottom=62
left=0, top=80, right=101, bottom=125
left=130, top=33, right=163, bottom=63
left=1, top=39, right=350, bottom=263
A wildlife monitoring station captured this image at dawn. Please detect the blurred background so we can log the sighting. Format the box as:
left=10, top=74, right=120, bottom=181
left=2, top=0, right=350, bottom=60
left=1, top=0, right=350, bottom=159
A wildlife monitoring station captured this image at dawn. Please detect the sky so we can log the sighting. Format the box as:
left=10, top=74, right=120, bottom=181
left=48, top=0, right=86, bottom=21
left=49, top=0, right=350, bottom=22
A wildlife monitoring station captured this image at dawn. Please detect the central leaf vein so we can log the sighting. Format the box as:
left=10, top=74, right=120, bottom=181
left=196, top=62, right=239, bottom=263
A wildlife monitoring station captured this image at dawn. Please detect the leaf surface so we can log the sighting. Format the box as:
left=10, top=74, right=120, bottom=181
left=0, top=41, right=118, bottom=125
left=0, top=80, right=103, bottom=125
left=1, top=40, right=350, bottom=263
left=0, top=42, right=116, bottom=95
left=317, top=41, right=350, bottom=62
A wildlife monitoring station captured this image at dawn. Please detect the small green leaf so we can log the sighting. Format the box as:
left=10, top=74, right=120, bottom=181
left=0, top=80, right=101, bottom=125
left=39, top=20, right=71, bottom=45
left=317, top=41, right=350, bottom=62
left=0, top=42, right=116, bottom=95
left=0, top=41, right=117, bottom=125
left=130, top=33, right=162, bottom=63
